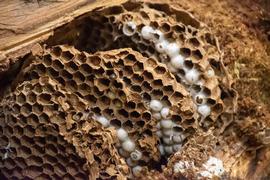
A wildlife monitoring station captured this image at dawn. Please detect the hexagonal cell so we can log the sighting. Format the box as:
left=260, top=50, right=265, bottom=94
left=16, top=94, right=26, bottom=105
left=32, top=103, right=44, bottom=116
left=51, top=59, right=64, bottom=70
left=61, top=51, right=74, bottom=61
left=51, top=46, right=62, bottom=57
left=20, top=103, right=32, bottom=117
left=37, top=93, right=52, bottom=105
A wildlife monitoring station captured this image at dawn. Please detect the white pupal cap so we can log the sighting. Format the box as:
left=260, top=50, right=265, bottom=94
left=141, top=26, right=155, bottom=40
left=117, top=128, right=129, bottom=142
left=160, top=107, right=170, bottom=118
left=184, top=68, right=200, bottom=84
left=198, top=104, right=211, bottom=117
left=123, top=21, right=137, bottom=36
left=160, top=119, right=173, bottom=129
left=132, top=165, right=142, bottom=177
left=122, top=139, right=135, bottom=152
left=152, top=29, right=165, bottom=42
left=166, top=42, right=180, bottom=58
left=150, top=99, right=163, bottom=112
left=96, top=116, right=110, bottom=127
left=170, top=55, right=185, bottom=69
left=155, top=40, right=169, bottom=53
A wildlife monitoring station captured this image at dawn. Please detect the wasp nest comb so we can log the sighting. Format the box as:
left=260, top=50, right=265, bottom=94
left=0, top=1, right=236, bottom=179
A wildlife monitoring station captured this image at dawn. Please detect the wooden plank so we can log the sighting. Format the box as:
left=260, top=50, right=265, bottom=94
left=0, top=0, right=127, bottom=64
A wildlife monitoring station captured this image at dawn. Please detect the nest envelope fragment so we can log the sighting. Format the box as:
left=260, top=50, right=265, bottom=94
left=0, top=1, right=237, bottom=179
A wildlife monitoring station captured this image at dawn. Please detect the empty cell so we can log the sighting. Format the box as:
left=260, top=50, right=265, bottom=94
left=110, top=119, right=122, bottom=128
left=163, top=85, right=174, bottom=96
left=142, top=111, right=151, bottom=121
left=97, top=78, right=110, bottom=89
left=43, top=154, right=58, bottom=165
left=55, top=77, right=66, bottom=86
left=79, top=64, right=93, bottom=76
left=92, top=87, right=103, bottom=97
left=142, top=71, right=153, bottom=81
left=130, top=111, right=140, bottom=119
left=123, top=77, right=132, bottom=86
left=99, top=96, right=111, bottom=106
left=66, top=61, right=79, bottom=73
left=37, top=93, right=51, bottom=105
left=26, top=93, right=37, bottom=105
left=29, top=70, right=40, bottom=80
left=180, top=48, right=191, bottom=58
left=136, top=120, right=145, bottom=128
left=171, top=91, right=184, bottom=101
left=24, top=125, right=35, bottom=137
left=43, top=54, right=53, bottom=66
left=78, top=83, right=91, bottom=96
left=112, top=98, right=123, bottom=109
left=133, top=62, right=144, bottom=72
left=73, top=71, right=85, bottom=84
left=213, top=103, right=224, bottom=114
left=173, top=24, right=185, bottom=33
left=18, top=145, right=32, bottom=158
left=39, top=113, right=50, bottom=124
left=209, top=58, right=221, bottom=71
left=54, top=163, right=67, bottom=175
left=16, top=94, right=26, bottom=105
left=123, top=66, right=133, bottom=76
left=35, top=64, right=46, bottom=74
left=147, top=46, right=156, bottom=55
left=3, top=125, right=13, bottom=136
left=152, top=79, right=163, bottom=88
left=47, top=67, right=59, bottom=78
left=142, top=92, right=151, bottom=101
left=161, top=22, right=171, bottom=33
left=32, top=103, right=43, bottom=115
left=131, top=74, right=144, bottom=84
left=52, top=59, right=64, bottom=70
left=206, top=98, right=216, bottom=106
left=65, top=80, right=78, bottom=92
left=93, top=68, right=105, bottom=78
left=4, top=157, right=16, bottom=169
left=122, top=120, right=133, bottom=131
left=51, top=47, right=62, bottom=57
left=146, top=58, right=158, bottom=68
left=202, top=117, right=215, bottom=129
left=27, top=156, right=43, bottom=166
left=183, top=118, right=196, bottom=126
left=42, top=163, right=54, bottom=175
left=117, top=109, right=129, bottom=118
left=61, top=51, right=74, bottom=61
left=141, top=81, right=152, bottom=91
left=171, top=115, right=182, bottom=123
left=151, top=89, right=163, bottom=99
left=20, top=103, right=32, bottom=117
left=76, top=53, right=87, bottom=63
left=131, top=85, right=142, bottom=93
left=113, top=80, right=123, bottom=89
left=192, top=49, right=203, bottom=60
left=183, top=60, right=194, bottom=70
left=126, top=101, right=136, bottom=109
left=102, top=108, right=114, bottom=118
left=184, top=127, right=195, bottom=136
left=118, top=90, right=126, bottom=101
left=154, top=66, right=166, bottom=74
left=189, top=38, right=201, bottom=47
left=27, top=114, right=39, bottom=127
left=89, top=56, right=101, bottom=66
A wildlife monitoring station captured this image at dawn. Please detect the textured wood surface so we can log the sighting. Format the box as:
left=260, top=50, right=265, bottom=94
left=0, top=0, right=127, bottom=63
